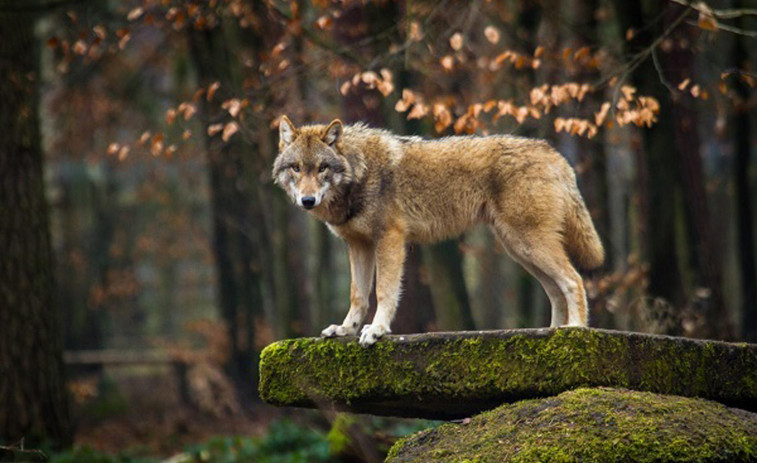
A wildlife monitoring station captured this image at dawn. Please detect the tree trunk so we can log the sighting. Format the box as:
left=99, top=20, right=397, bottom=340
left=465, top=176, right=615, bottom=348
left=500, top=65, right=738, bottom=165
left=187, top=23, right=265, bottom=401
left=611, top=0, right=687, bottom=329
left=661, top=6, right=729, bottom=338
left=0, top=7, right=72, bottom=446
left=732, top=22, right=757, bottom=341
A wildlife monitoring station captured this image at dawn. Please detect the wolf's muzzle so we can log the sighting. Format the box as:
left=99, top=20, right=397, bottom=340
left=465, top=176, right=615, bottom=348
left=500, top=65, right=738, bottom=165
left=301, top=196, right=316, bottom=209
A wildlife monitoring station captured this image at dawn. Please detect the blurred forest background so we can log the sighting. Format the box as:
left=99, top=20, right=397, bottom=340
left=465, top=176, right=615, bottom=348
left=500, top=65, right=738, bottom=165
left=1, top=0, right=756, bottom=461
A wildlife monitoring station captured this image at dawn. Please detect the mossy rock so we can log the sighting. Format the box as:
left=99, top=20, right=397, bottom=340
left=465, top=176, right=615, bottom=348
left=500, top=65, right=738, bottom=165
left=386, top=388, right=757, bottom=463
left=259, top=327, right=757, bottom=419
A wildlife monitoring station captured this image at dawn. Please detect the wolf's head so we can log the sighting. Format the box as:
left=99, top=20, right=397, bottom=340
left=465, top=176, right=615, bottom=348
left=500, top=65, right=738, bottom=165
left=272, top=115, right=355, bottom=210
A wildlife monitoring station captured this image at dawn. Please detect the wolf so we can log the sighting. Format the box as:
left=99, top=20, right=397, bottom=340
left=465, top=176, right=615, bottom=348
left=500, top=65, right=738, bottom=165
left=272, top=115, right=604, bottom=346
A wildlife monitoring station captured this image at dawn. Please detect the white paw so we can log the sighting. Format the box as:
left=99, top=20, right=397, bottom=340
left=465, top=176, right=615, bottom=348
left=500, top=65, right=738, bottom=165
left=359, top=324, right=389, bottom=346
left=321, top=324, right=358, bottom=338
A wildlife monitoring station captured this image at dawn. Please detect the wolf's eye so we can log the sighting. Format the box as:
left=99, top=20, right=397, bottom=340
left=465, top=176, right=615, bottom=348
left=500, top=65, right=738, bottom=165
left=291, top=165, right=300, bottom=173
left=318, top=164, right=328, bottom=173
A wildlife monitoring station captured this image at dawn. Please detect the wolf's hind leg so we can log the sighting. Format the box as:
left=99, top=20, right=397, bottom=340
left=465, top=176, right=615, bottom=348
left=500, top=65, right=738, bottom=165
left=360, top=226, right=405, bottom=346
left=322, top=241, right=375, bottom=338
left=493, top=225, right=587, bottom=326
left=492, top=227, right=567, bottom=326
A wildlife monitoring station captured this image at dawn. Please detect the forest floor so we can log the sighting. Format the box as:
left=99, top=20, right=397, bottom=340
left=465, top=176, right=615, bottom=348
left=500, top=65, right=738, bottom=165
left=68, top=367, right=285, bottom=458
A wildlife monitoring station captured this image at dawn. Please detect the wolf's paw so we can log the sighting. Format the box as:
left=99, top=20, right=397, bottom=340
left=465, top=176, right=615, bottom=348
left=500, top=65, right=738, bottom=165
left=321, top=324, right=358, bottom=338
left=359, top=324, right=389, bottom=347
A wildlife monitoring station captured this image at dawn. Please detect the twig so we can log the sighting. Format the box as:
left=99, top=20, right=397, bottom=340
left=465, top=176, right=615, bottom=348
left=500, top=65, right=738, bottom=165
left=267, top=2, right=366, bottom=67
left=608, top=7, right=691, bottom=108
left=684, top=18, right=757, bottom=37
left=652, top=47, right=676, bottom=95
left=669, top=0, right=757, bottom=19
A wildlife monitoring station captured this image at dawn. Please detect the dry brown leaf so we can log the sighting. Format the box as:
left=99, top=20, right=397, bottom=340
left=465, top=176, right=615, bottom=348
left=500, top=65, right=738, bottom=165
left=407, top=103, right=428, bottom=120
left=207, top=81, right=220, bottom=102
left=223, top=99, right=243, bottom=118
left=573, top=46, right=590, bottom=61
left=565, top=83, right=580, bottom=98
left=151, top=136, right=163, bottom=156
left=620, top=85, right=636, bottom=101
left=166, top=108, right=177, bottom=125
left=697, top=9, right=718, bottom=31
left=440, top=55, right=455, bottom=71
left=577, top=83, right=592, bottom=101
left=138, top=131, right=151, bottom=146
left=207, top=123, right=223, bottom=136
left=433, top=103, right=452, bottom=133
left=73, top=40, right=87, bottom=55
left=93, top=25, right=106, bottom=39
left=677, top=78, right=691, bottom=91
left=514, top=106, right=529, bottom=124
left=361, top=71, right=379, bottom=85
left=377, top=80, right=394, bottom=96
left=453, top=115, right=468, bottom=134
left=409, top=21, right=423, bottom=42
left=315, top=15, right=333, bottom=30
left=449, top=32, right=463, bottom=51
left=595, top=102, right=611, bottom=126
left=484, top=26, right=500, bottom=44
left=394, top=89, right=416, bottom=112
left=182, top=103, right=197, bottom=121
left=127, top=7, right=144, bottom=21
left=222, top=122, right=239, bottom=142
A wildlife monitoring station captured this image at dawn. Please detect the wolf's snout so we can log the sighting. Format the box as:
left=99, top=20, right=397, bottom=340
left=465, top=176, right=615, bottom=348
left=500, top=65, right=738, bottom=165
left=301, top=196, right=316, bottom=209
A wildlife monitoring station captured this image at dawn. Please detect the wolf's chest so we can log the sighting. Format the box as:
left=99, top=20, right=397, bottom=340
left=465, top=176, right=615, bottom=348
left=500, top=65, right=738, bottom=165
left=326, top=216, right=374, bottom=243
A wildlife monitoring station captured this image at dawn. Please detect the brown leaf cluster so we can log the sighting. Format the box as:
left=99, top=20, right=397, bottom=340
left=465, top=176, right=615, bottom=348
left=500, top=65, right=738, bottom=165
left=340, top=69, right=395, bottom=97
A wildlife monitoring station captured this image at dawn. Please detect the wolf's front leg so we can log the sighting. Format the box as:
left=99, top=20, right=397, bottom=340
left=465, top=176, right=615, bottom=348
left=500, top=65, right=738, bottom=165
left=359, top=227, right=406, bottom=346
left=322, top=241, right=375, bottom=338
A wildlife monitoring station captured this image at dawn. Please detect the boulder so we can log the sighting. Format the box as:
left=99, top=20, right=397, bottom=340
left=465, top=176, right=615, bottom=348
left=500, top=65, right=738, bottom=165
left=385, top=387, right=757, bottom=463
left=259, top=327, right=757, bottom=420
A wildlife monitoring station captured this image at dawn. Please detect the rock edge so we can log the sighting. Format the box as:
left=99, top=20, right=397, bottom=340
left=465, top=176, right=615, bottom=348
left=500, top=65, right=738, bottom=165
left=259, top=327, right=757, bottom=420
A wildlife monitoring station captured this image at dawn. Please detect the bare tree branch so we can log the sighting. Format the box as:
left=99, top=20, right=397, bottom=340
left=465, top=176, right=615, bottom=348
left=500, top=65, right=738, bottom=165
left=669, top=0, right=757, bottom=19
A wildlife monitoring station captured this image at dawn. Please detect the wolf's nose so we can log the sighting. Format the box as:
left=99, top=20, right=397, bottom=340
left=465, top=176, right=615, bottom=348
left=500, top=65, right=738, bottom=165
left=301, top=196, right=316, bottom=209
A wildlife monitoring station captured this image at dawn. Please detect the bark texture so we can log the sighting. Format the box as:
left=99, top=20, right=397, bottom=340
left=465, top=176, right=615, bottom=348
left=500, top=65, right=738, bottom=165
left=0, top=7, right=72, bottom=445
left=187, top=23, right=266, bottom=400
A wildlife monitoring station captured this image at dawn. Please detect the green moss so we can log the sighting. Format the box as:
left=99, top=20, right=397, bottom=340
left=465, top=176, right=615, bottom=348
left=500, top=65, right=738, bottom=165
left=386, top=388, right=757, bottom=463
left=326, top=414, right=355, bottom=455
left=258, top=328, right=757, bottom=419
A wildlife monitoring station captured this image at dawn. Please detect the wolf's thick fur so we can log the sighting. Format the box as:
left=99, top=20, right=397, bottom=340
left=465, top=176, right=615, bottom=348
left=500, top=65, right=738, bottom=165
left=273, top=116, right=604, bottom=346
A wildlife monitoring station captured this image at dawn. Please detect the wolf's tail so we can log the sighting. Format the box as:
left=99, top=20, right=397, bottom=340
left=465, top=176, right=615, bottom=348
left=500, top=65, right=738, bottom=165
left=564, top=187, right=605, bottom=270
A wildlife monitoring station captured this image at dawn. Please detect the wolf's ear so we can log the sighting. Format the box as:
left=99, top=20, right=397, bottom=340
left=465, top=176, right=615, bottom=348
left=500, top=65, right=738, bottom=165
left=279, top=115, right=297, bottom=148
left=323, top=119, right=343, bottom=146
